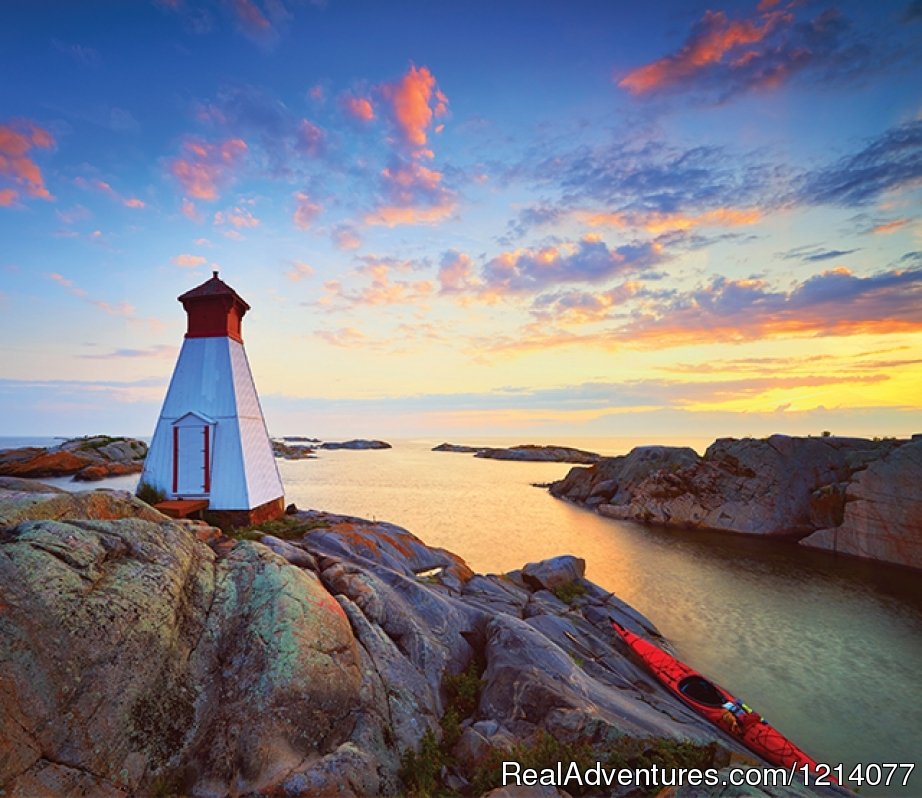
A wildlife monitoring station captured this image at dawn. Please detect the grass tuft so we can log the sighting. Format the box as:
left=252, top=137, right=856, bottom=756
left=228, top=515, right=329, bottom=541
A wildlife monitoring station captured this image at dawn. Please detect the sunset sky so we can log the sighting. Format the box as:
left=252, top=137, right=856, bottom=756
left=2, top=0, right=921, bottom=441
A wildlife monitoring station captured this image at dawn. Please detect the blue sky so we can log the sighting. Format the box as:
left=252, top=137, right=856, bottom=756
left=1, top=0, right=921, bottom=440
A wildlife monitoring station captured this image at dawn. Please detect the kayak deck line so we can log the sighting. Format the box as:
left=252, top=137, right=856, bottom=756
left=610, top=620, right=832, bottom=782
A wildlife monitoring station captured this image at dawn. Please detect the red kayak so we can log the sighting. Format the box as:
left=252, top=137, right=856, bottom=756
left=611, top=621, right=826, bottom=777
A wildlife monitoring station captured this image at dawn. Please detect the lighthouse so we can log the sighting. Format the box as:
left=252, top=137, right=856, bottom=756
left=140, top=271, right=285, bottom=526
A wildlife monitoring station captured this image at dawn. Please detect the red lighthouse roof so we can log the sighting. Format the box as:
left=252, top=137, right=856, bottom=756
left=178, top=271, right=250, bottom=343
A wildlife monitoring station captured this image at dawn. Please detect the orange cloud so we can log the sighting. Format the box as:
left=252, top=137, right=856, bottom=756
left=381, top=64, right=447, bottom=155
left=619, top=10, right=777, bottom=94
left=364, top=204, right=455, bottom=228
left=320, top=260, right=433, bottom=307
left=172, top=254, right=207, bottom=268
left=0, top=119, right=55, bottom=205
left=365, top=159, right=456, bottom=227
left=532, top=282, right=646, bottom=325
left=285, top=261, right=314, bottom=282
left=316, top=327, right=368, bottom=347
left=581, top=207, right=762, bottom=234
left=169, top=138, right=247, bottom=201
left=292, top=191, right=321, bottom=229
left=872, top=218, right=910, bottom=234
left=343, top=96, right=374, bottom=122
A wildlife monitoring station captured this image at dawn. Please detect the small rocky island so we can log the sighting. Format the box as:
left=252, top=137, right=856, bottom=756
left=271, top=440, right=317, bottom=459
left=320, top=439, right=391, bottom=450
left=0, top=435, right=147, bottom=481
left=273, top=438, right=392, bottom=460
left=435, top=443, right=601, bottom=464
left=550, top=434, right=922, bottom=571
left=0, top=477, right=832, bottom=798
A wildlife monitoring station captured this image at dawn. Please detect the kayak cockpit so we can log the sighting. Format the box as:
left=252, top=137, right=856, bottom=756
left=678, top=675, right=727, bottom=707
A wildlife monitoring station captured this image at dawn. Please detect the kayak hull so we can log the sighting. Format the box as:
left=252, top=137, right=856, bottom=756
left=611, top=622, right=823, bottom=775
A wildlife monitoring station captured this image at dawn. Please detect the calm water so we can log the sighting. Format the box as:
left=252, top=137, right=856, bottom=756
left=4, top=436, right=921, bottom=795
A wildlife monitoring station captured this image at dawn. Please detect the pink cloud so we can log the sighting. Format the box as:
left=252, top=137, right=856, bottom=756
left=181, top=198, right=201, bottom=221
left=362, top=65, right=455, bottom=227
left=47, top=272, right=136, bottom=318
left=285, top=261, right=314, bottom=282
left=365, top=159, right=456, bottom=227
left=48, top=272, right=88, bottom=298
left=0, top=119, right=55, bottom=205
left=214, top=206, right=260, bottom=228
left=380, top=64, right=447, bottom=156
left=298, top=119, right=326, bottom=157
left=319, top=259, right=433, bottom=307
left=343, top=96, right=374, bottom=122
left=75, top=175, right=145, bottom=208
left=230, top=0, right=271, bottom=31
left=332, top=225, right=362, bottom=250
left=292, top=191, right=321, bottom=229
left=315, top=327, right=368, bottom=347
left=169, top=137, right=247, bottom=201
left=172, top=253, right=208, bottom=268
left=438, top=250, right=479, bottom=293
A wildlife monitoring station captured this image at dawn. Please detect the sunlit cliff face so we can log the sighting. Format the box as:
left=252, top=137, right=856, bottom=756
left=1, top=1, right=920, bottom=438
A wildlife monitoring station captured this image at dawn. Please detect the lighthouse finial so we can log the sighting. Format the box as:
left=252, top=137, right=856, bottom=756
left=213, top=270, right=219, bottom=279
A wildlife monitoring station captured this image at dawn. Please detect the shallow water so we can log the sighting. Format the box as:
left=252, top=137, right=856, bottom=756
left=5, top=435, right=921, bottom=795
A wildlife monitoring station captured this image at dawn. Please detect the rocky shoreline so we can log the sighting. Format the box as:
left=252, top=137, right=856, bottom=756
left=0, top=435, right=147, bottom=481
left=550, top=434, right=922, bottom=571
left=0, top=476, right=837, bottom=798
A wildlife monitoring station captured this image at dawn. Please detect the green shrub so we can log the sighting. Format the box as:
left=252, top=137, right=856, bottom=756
left=398, top=659, right=485, bottom=796
left=552, top=580, right=587, bottom=604
left=470, top=730, right=595, bottom=795
left=136, top=481, right=166, bottom=505
left=78, top=435, right=127, bottom=451
left=443, top=661, right=483, bottom=719
left=399, top=728, right=445, bottom=798
left=605, top=736, right=721, bottom=796
left=228, top=516, right=328, bottom=541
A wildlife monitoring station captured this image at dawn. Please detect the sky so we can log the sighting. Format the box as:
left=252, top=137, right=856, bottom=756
left=1, top=0, right=921, bottom=442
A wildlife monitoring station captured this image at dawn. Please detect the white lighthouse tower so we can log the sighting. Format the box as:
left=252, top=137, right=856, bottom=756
left=140, top=271, right=284, bottom=525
